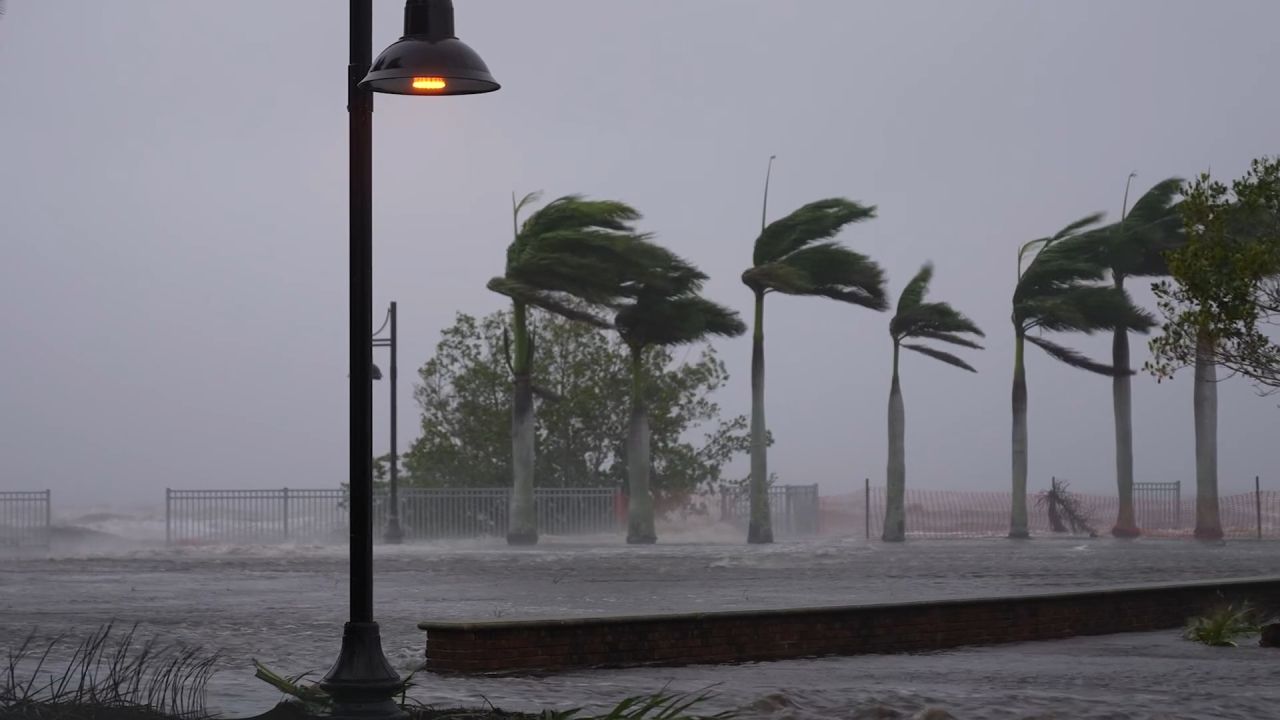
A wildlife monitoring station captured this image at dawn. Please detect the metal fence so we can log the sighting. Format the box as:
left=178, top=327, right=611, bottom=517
left=0, top=490, right=51, bottom=548
left=165, top=487, right=623, bottom=545
left=718, top=484, right=821, bottom=537
left=1134, top=481, right=1182, bottom=530
left=822, top=481, right=1280, bottom=539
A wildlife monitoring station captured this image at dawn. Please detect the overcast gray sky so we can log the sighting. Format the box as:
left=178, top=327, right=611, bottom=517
left=2, top=1, right=1278, bottom=508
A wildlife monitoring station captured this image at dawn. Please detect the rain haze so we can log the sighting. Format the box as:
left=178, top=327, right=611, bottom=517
left=4, top=3, right=1280, bottom=719
left=2, top=1, right=1278, bottom=507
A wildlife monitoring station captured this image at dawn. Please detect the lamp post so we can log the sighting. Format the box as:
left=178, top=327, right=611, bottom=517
left=324, top=2, right=498, bottom=718
left=372, top=301, right=403, bottom=544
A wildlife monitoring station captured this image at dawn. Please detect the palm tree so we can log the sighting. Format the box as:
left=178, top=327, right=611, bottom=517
left=882, top=263, right=984, bottom=542
left=742, top=174, right=887, bottom=544
left=1071, top=176, right=1183, bottom=537
left=614, top=258, right=746, bottom=544
left=1009, top=214, right=1155, bottom=538
left=487, top=193, right=657, bottom=545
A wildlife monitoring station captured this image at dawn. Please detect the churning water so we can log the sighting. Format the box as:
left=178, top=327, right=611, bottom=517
left=1, top=518, right=1277, bottom=719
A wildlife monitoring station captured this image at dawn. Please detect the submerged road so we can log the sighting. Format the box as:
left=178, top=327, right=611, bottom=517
left=1, top=534, right=1276, bottom=717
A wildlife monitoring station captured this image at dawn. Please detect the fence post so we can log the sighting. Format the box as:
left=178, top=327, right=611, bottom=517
left=1257, top=475, right=1263, bottom=540
left=165, top=488, right=172, bottom=546
left=1175, top=480, right=1182, bottom=529
left=283, top=487, right=290, bottom=542
left=864, top=478, right=870, bottom=540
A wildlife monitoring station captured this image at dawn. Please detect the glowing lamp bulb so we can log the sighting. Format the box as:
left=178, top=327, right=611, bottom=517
left=412, top=77, right=447, bottom=91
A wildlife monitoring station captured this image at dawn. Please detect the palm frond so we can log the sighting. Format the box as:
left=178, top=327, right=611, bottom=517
left=752, top=198, right=875, bottom=266
left=486, top=277, right=613, bottom=328
left=892, top=302, right=984, bottom=340
left=1125, top=177, right=1183, bottom=226
left=901, top=343, right=977, bottom=372
left=519, top=195, right=641, bottom=240
left=912, top=329, right=985, bottom=349
left=1022, top=285, right=1155, bottom=334
left=1025, top=334, right=1131, bottom=376
left=896, top=262, right=933, bottom=314
left=1051, top=212, right=1107, bottom=243
left=773, top=242, right=888, bottom=310
left=616, top=294, right=746, bottom=349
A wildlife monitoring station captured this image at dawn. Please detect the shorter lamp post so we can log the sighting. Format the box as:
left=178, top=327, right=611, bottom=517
left=372, top=301, right=403, bottom=544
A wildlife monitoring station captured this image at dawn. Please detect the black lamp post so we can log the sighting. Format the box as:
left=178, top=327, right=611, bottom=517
left=323, top=2, right=498, bottom=718
left=372, top=301, right=403, bottom=545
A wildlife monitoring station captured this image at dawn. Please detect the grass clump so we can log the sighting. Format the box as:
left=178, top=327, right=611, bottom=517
left=1, top=624, right=217, bottom=720
left=1183, top=602, right=1267, bottom=647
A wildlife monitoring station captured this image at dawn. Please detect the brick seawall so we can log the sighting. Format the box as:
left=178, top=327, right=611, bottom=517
left=419, top=576, right=1280, bottom=673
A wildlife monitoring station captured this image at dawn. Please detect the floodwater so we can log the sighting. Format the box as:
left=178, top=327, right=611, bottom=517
left=1, top=524, right=1277, bottom=719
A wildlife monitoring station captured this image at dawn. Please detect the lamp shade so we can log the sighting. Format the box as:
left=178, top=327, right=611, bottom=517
left=361, top=0, right=499, bottom=96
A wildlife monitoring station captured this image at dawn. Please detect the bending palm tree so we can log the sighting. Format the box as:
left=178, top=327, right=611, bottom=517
left=742, top=186, right=887, bottom=544
left=488, top=193, right=654, bottom=545
left=883, top=263, right=984, bottom=542
left=1072, top=176, right=1183, bottom=537
left=615, top=257, right=746, bottom=544
left=1009, top=214, right=1155, bottom=538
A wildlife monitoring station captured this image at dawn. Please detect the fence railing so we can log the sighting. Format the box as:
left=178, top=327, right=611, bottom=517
left=822, top=483, right=1280, bottom=539
left=165, top=487, right=624, bottom=545
left=718, top=484, right=820, bottom=537
left=0, top=490, right=52, bottom=548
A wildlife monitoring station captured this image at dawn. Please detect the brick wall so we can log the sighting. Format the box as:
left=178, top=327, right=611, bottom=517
left=420, top=576, right=1280, bottom=673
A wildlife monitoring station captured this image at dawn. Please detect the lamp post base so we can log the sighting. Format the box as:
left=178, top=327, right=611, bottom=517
left=383, top=518, right=404, bottom=545
left=320, top=622, right=405, bottom=720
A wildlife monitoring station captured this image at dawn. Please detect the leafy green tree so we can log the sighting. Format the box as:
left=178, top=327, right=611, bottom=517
left=1068, top=176, right=1183, bottom=537
left=486, top=194, right=660, bottom=545
left=1009, top=215, right=1155, bottom=538
left=403, top=311, right=753, bottom=505
left=1150, top=158, right=1280, bottom=539
left=742, top=192, right=886, bottom=543
left=882, top=263, right=983, bottom=542
left=614, top=254, right=745, bottom=543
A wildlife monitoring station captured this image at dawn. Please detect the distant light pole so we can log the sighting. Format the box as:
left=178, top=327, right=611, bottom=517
left=326, top=1, right=498, bottom=718
left=372, top=301, right=403, bottom=545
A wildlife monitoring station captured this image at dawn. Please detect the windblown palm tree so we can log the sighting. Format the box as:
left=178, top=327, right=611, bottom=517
left=614, top=257, right=746, bottom=544
left=882, top=263, right=983, bottom=542
left=487, top=193, right=658, bottom=545
left=1069, top=176, right=1183, bottom=537
left=1009, top=214, right=1156, bottom=538
left=742, top=181, right=887, bottom=544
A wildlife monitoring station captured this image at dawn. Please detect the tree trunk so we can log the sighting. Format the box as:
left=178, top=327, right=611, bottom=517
left=1193, top=329, right=1223, bottom=540
left=748, top=290, right=773, bottom=544
left=1111, top=275, right=1139, bottom=538
left=1010, top=332, right=1030, bottom=539
left=883, top=343, right=906, bottom=542
left=626, top=348, right=656, bottom=544
left=507, top=302, right=538, bottom=545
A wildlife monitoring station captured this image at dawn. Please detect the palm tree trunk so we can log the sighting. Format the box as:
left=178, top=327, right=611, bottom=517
left=1111, top=276, right=1139, bottom=538
left=507, top=301, right=538, bottom=545
left=1010, top=332, right=1030, bottom=539
left=883, top=343, right=906, bottom=542
left=626, top=348, right=656, bottom=544
left=1193, top=329, right=1223, bottom=540
left=748, top=290, right=773, bottom=544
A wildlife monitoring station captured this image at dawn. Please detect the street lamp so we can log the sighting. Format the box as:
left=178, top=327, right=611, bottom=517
left=324, top=2, right=498, bottom=719
left=372, top=301, right=403, bottom=545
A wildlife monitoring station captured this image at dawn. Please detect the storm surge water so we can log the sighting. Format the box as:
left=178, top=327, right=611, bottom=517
left=3, top=509, right=1278, bottom=718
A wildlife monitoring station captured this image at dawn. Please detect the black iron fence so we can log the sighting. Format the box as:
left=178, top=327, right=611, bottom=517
left=165, top=487, right=623, bottom=545
left=0, top=490, right=51, bottom=548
